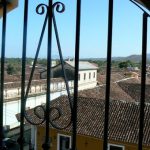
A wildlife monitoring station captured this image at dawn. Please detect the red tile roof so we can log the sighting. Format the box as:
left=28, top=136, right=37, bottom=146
left=79, top=83, right=134, bottom=102
left=4, top=78, right=64, bottom=89
left=97, top=73, right=125, bottom=85
left=118, top=80, right=150, bottom=103
left=21, top=96, right=150, bottom=146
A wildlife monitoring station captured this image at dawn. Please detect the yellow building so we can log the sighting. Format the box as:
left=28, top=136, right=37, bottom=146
left=25, top=96, right=150, bottom=150
left=36, top=128, right=150, bottom=150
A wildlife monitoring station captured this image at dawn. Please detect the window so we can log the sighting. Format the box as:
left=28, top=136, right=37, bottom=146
left=93, top=72, right=96, bottom=78
left=108, top=144, right=124, bottom=150
left=84, top=73, right=86, bottom=80
left=89, top=73, right=91, bottom=79
left=78, top=74, right=80, bottom=81
left=57, top=134, right=71, bottom=150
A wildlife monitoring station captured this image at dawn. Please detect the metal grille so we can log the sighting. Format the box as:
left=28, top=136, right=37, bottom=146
left=0, top=0, right=149, bottom=150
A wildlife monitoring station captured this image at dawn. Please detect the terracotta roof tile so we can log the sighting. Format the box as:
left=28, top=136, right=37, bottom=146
left=118, top=78, right=150, bottom=102
left=4, top=78, right=64, bottom=89
left=97, top=73, right=125, bottom=85
left=78, top=83, right=134, bottom=102
left=65, top=61, right=98, bottom=70
left=22, top=96, right=150, bottom=146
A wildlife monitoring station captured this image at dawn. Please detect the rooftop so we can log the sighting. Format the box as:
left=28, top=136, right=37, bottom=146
left=78, top=83, right=134, bottom=102
left=118, top=79, right=150, bottom=103
left=4, top=78, right=64, bottom=89
left=65, top=61, right=98, bottom=70
left=22, top=96, right=150, bottom=146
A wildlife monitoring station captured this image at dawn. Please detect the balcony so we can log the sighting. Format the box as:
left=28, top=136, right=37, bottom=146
left=0, top=0, right=150, bottom=150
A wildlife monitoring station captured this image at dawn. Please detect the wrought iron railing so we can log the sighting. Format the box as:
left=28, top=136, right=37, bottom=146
left=0, top=0, right=149, bottom=150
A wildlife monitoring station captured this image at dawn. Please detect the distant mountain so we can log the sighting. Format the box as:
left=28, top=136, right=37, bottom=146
left=81, top=53, right=150, bottom=62
left=112, top=54, right=150, bottom=62
left=112, top=55, right=142, bottom=62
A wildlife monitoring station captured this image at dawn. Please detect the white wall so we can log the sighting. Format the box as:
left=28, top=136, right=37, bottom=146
left=4, top=69, right=97, bottom=99
left=4, top=80, right=74, bottom=99
left=3, top=89, right=73, bottom=129
left=78, top=69, right=97, bottom=90
left=3, top=95, right=46, bottom=129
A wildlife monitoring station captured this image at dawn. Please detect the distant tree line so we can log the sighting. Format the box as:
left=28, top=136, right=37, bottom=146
left=3, top=58, right=143, bottom=75
left=89, top=59, right=140, bottom=72
left=4, top=58, right=58, bottom=75
left=118, top=60, right=137, bottom=69
left=5, top=58, right=22, bottom=75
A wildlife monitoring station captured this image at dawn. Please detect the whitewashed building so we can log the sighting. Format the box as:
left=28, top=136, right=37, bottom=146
left=66, top=61, right=98, bottom=90
left=41, top=61, right=98, bottom=90
left=4, top=61, right=98, bottom=129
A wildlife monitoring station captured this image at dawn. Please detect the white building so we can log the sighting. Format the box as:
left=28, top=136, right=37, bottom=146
left=41, top=60, right=98, bottom=90
left=4, top=61, right=98, bottom=129
left=66, top=61, right=98, bottom=90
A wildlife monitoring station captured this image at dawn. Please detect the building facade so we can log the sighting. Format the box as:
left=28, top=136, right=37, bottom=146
left=35, top=128, right=150, bottom=150
left=41, top=61, right=98, bottom=90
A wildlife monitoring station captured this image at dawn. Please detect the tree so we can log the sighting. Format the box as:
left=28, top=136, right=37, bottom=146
left=118, top=60, right=136, bottom=69
left=7, top=64, right=17, bottom=75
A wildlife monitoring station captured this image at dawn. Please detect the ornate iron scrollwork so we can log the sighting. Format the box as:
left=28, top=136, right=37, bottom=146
left=36, top=3, right=48, bottom=15
left=53, top=2, right=65, bottom=13
left=24, top=1, right=72, bottom=130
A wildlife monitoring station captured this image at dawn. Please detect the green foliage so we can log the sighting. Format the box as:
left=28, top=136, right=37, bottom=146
left=89, top=60, right=121, bottom=72
left=5, top=58, right=22, bottom=75
left=26, top=58, right=34, bottom=65
left=89, top=60, right=106, bottom=72
left=118, top=60, right=136, bottom=69
left=37, top=58, right=47, bottom=66
left=7, top=64, right=17, bottom=75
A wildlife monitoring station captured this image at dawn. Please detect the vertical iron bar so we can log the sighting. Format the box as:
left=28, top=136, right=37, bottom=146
left=72, top=0, right=81, bottom=150
left=138, top=12, right=148, bottom=150
left=42, top=1, right=53, bottom=150
left=0, top=0, right=7, bottom=149
left=52, top=14, right=73, bottom=110
left=24, top=14, right=48, bottom=102
left=19, top=0, right=29, bottom=149
left=103, top=0, right=113, bottom=150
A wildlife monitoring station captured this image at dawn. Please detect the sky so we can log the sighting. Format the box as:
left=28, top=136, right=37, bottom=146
left=0, top=0, right=149, bottom=58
